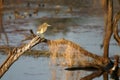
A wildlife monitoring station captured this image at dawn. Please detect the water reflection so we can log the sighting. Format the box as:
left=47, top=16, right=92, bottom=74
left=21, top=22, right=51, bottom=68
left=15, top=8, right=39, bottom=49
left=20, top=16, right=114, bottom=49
left=50, top=61, right=105, bottom=80
left=49, top=57, right=92, bottom=80
left=0, top=3, right=120, bottom=80
left=1, top=15, right=120, bottom=80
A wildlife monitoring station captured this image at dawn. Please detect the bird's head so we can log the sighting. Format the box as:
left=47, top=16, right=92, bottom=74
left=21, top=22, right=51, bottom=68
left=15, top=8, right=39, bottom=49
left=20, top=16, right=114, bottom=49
left=43, top=23, right=51, bottom=27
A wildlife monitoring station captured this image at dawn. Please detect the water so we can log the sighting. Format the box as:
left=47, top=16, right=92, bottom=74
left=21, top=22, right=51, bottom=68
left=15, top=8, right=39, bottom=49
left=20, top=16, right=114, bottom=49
left=1, top=56, right=51, bottom=80
left=0, top=54, right=103, bottom=80
left=0, top=6, right=120, bottom=80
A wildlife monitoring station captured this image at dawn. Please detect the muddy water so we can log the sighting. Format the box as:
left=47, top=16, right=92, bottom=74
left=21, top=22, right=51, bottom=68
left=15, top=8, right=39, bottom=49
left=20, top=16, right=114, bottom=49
left=0, top=9, right=120, bottom=80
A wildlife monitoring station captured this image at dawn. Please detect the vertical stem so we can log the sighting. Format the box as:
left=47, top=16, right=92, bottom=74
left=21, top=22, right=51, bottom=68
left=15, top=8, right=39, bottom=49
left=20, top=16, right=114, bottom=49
left=103, top=72, right=108, bottom=80
left=103, top=0, right=113, bottom=58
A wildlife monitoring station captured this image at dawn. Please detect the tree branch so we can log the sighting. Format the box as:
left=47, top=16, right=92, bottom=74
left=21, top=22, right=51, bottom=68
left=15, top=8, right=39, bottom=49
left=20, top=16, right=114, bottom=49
left=0, top=35, right=47, bottom=78
left=103, top=0, right=113, bottom=58
left=113, top=11, right=120, bottom=45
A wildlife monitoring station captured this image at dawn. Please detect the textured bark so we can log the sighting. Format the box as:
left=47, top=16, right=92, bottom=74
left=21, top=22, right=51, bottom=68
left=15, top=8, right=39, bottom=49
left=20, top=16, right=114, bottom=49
left=0, top=36, right=47, bottom=78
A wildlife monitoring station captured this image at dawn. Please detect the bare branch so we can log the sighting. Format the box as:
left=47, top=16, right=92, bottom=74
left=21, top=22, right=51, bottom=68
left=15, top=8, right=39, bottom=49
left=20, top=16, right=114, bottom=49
left=103, top=0, right=113, bottom=58
left=0, top=35, right=47, bottom=78
left=113, top=11, right=120, bottom=45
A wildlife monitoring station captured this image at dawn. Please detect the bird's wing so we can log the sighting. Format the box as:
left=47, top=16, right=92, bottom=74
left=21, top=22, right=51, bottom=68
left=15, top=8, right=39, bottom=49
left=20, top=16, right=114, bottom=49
left=37, top=23, right=49, bottom=33
left=42, top=26, right=47, bottom=33
left=37, top=25, right=43, bottom=33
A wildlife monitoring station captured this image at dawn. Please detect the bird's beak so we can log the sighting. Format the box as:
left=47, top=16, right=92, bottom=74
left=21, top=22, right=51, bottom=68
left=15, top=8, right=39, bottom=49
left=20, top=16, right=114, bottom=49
left=48, top=24, right=51, bottom=26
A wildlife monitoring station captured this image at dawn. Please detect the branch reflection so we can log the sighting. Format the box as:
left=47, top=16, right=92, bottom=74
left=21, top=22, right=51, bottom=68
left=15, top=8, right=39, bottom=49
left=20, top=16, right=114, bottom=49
left=80, top=70, right=103, bottom=80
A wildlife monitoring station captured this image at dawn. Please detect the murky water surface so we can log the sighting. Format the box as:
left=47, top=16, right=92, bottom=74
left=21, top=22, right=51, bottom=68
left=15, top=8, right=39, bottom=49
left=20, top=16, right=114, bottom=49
left=0, top=7, right=120, bottom=80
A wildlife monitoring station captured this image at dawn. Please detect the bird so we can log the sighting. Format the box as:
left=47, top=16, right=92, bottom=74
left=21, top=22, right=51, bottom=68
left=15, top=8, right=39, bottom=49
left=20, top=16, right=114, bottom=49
left=37, top=23, right=51, bottom=38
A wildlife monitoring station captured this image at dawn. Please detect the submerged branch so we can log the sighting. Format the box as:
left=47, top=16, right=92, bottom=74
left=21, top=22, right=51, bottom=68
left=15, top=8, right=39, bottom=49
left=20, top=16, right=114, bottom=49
left=47, top=38, right=112, bottom=70
left=0, top=36, right=119, bottom=78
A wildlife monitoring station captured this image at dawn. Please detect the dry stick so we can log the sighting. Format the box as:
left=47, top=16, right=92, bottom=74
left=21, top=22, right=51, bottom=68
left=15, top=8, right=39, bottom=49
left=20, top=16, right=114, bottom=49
left=112, top=4, right=120, bottom=78
left=113, top=11, right=120, bottom=45
left=103, top=0, right=113, bottom=58
left=0, top=35, right=47, bottom=78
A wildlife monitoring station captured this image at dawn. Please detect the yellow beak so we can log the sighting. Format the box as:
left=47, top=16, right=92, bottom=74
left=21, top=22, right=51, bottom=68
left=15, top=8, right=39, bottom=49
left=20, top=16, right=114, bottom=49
left=48, top=24, right=51, bottom=26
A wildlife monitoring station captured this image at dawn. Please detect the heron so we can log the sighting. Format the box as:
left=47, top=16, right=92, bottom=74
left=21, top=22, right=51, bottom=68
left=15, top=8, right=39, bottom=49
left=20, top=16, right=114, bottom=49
left=37, top=23, right=51, bottom=38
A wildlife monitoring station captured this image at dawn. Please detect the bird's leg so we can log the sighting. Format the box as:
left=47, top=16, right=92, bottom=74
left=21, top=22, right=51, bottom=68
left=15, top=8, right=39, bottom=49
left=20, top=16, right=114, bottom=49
left=41, top=34, right=44, bottom=38
left=37, top=33, right=44, bottom=38
left=37, top=33, right=41, bottom=37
